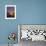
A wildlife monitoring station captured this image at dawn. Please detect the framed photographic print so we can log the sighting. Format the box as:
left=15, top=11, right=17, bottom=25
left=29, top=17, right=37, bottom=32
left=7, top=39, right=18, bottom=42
left=5, top=5, right=16, bottom=19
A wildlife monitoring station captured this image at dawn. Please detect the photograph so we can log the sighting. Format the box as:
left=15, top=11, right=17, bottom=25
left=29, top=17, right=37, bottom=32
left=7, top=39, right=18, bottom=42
left=18, top=24, right=46, bottom=46
left=5, top=5, right=16, bottom=19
